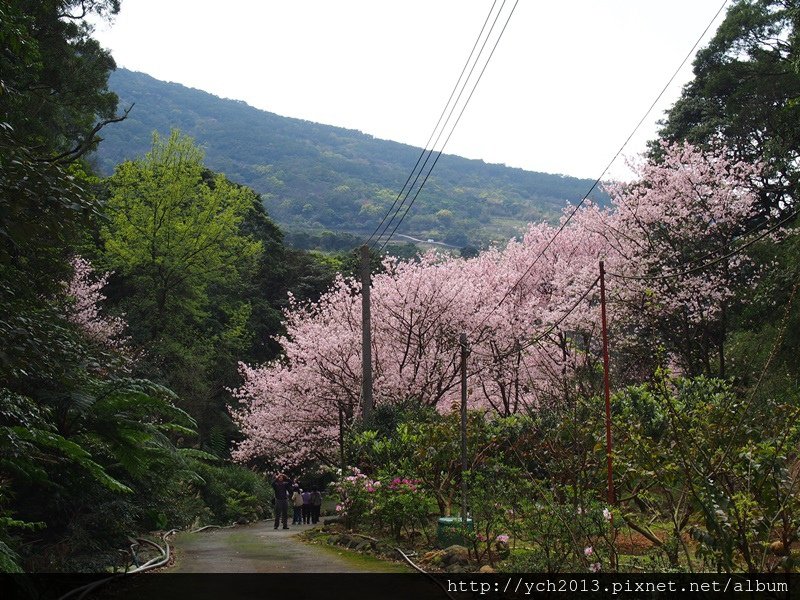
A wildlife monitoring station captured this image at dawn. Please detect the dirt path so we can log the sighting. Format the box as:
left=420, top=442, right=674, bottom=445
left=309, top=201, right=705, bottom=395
left=168, top=521, right=410, bottom=573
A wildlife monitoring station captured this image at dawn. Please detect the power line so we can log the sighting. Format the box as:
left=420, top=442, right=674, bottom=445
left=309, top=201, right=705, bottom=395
left=471, top=0, right=731, bottom=332
left=374, top=0, right=521, bottom=252
left=469, top=275, right=600, bottom=366
left=365, top=0, right=502, bottom=248
left=606, top=208, right=799, bottom=282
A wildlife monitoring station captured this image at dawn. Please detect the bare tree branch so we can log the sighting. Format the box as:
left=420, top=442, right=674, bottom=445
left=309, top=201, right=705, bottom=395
left=39, top=103, right=134, bottom=165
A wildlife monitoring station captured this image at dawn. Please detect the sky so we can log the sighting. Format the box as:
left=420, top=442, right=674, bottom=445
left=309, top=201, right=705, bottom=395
left=90, top=0, right=731, bottom=181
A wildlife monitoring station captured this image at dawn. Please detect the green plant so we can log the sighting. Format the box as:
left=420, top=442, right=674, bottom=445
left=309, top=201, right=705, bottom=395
left=369, top=473, right=436, bottom=542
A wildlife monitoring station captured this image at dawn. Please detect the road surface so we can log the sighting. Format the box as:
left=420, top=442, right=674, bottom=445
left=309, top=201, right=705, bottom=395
left=168, top=521, right=410, bottom=573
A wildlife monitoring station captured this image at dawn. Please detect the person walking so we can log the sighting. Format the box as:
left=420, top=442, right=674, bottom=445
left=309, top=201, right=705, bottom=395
left=301, top=488, right=312, bottom=524
left=310, top=487, right=322, bottom=524
left=272, top=473, right=291, bottom=530
left=291, top=484, right=303, bottom=525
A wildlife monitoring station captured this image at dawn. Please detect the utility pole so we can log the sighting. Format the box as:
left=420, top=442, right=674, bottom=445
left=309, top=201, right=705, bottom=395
left=360, top=245, right=373, bottom=423
left=459, top=332, right=470, bottom=527
left=599, top=260, right=616, bottom=570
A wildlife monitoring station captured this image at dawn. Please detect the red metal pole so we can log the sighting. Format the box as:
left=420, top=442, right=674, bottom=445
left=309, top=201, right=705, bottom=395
left=599, top=261, right=615, bottom=507
left=599, top=260, right=616, bottom=570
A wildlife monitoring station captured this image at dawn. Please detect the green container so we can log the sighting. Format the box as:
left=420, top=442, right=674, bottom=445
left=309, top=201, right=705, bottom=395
left=436, top=516, right=473, bottom=548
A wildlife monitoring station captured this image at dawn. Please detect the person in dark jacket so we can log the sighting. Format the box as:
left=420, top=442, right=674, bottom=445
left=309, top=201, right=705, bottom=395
left=310, top=487, right=322, bottom=524
left=301, top=488, right=312, bottom=524
left=272, top=473, right=291, bottom=529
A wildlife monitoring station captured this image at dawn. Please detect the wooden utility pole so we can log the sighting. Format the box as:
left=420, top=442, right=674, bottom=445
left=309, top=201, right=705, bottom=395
left=360, top=245, right=373, bottom=423
left=599, top=260, right=617, bottom=570
left=459, top=332, right=470, bottom=527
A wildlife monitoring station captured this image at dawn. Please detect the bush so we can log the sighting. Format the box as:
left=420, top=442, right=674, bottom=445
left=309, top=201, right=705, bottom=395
left=192, top=461, right=271, bottom=525
left=369, top=474, right=436, bottom=542
left=503, top=494, right=613, bottom=573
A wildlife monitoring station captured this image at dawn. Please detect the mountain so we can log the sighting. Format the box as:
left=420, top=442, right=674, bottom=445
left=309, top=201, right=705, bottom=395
left=94, top=69, right=606, bottom=248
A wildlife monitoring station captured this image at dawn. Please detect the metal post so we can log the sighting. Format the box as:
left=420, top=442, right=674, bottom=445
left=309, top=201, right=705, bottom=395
left=460, top=332, right=469, bottom=527
left=599, top=260, right=616, bottom=569
left=360, top=245, right=373, bottom=423
left=338, top=405, right=346, bottom=480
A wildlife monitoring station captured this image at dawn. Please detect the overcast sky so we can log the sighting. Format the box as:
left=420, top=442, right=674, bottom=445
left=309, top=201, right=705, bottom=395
left=91, top=0, right=730, bottom=180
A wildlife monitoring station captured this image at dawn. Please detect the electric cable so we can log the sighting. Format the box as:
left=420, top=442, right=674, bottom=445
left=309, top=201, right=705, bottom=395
left=470, top=0, right=731, bottom=332
left=365, top=0, right=502, bottom=247
left=374, top=0, right=521, bottom=252
left=605, top=208, right=799, bottom=281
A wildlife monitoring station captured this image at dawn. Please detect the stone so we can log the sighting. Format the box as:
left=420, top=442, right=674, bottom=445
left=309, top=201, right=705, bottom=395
left=421, top=550, right=445, bottom=566
left=443, top=545, right=470, bottom=565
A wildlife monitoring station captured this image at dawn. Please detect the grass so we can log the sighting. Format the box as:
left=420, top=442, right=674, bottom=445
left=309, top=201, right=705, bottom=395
left=300, top=528, right=414, bottom=573
left=312, top=539, right=413, bottom=573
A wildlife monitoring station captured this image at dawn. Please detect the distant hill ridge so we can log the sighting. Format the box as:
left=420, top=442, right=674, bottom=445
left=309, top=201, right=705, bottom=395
left=95, top=68, right=606, bottom=248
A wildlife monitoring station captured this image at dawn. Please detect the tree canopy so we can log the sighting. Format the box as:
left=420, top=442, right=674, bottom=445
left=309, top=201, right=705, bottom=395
left=658, top=0, right=800, bottom=215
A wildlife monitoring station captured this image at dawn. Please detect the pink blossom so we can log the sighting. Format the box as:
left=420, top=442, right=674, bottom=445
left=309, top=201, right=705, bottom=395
left=584, top=546, right=593, bottom=556
left=496, top=534, right=510, bottom=544
left=230, top=143, right=763, bottom=467
left=589, top=562, right=601, bottom=573
left=65, top=256, right=127, bottom=349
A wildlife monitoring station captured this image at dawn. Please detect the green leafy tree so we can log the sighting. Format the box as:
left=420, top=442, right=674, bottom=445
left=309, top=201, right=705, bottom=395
left=104, top=130, right=262, bottom=340
left=614, top=374, right=800, bottom=573
left=1, top=0, right=121, bottom=159
left=658, top=0, right=800, bottom=215
left=102, top=130, right=262, bottom=437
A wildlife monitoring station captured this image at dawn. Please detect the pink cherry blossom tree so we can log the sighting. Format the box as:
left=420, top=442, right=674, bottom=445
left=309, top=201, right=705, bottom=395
left=576, top=141, right=762, bottom=376
left=65, top=256, right=127, bottom=348
left=231, top=142, right=762, bottom=467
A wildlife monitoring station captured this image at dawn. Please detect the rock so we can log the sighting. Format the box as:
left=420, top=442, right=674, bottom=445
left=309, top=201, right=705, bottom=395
left=443, top=544, right=470, bottom=565
left=355, top=540, right=371, bottom=551
left=769, top=540, right=787, bottom=555
left=478, top=565, right=495, bottom=573
left=421, top=550, right=445, bottom=566
left=445, top=563, right=470, bottom=573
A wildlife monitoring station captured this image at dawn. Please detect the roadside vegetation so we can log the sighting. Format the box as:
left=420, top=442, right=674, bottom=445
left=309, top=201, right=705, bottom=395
left=2, top=0, right=799, bottom=575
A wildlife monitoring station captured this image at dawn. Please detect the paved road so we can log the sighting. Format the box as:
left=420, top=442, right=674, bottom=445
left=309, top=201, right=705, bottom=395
left=396, top=234, right=458, bottom=249
left=168, top=521, right=408, bottom=573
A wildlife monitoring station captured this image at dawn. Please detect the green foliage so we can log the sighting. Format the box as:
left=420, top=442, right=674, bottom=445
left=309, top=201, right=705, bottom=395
left=727, top=231, right=800, bottom=399
left=332, top=468, right=376, bottom=531
left=614, top=374, right=800, bottom=572
left=0, top=540, right=22, bottom=574
left=1, top=379, right=199, bottom=571
left=101, top=130, right=263, bottom=439
left=0, top=1, right=120, bottom=158
left=503, top=495, right=612, bottom=573
left=658, top=0, right=800, bottom=214
left=368, top=474, right=436, bottom=542
left=465, top=465, right=527, bottom=565
left=95, top=69, right=608, bottom=247
left=352, top=408, right=535, bottom=515
left=191, top=461, right=272, bottom=525
left=103, top=130, right=262, bottom=338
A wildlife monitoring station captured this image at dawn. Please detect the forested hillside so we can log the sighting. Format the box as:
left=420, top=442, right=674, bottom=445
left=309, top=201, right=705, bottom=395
left=95, top=69, right=606, bottom=248
left=3, top=0, right=800, bottom=579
